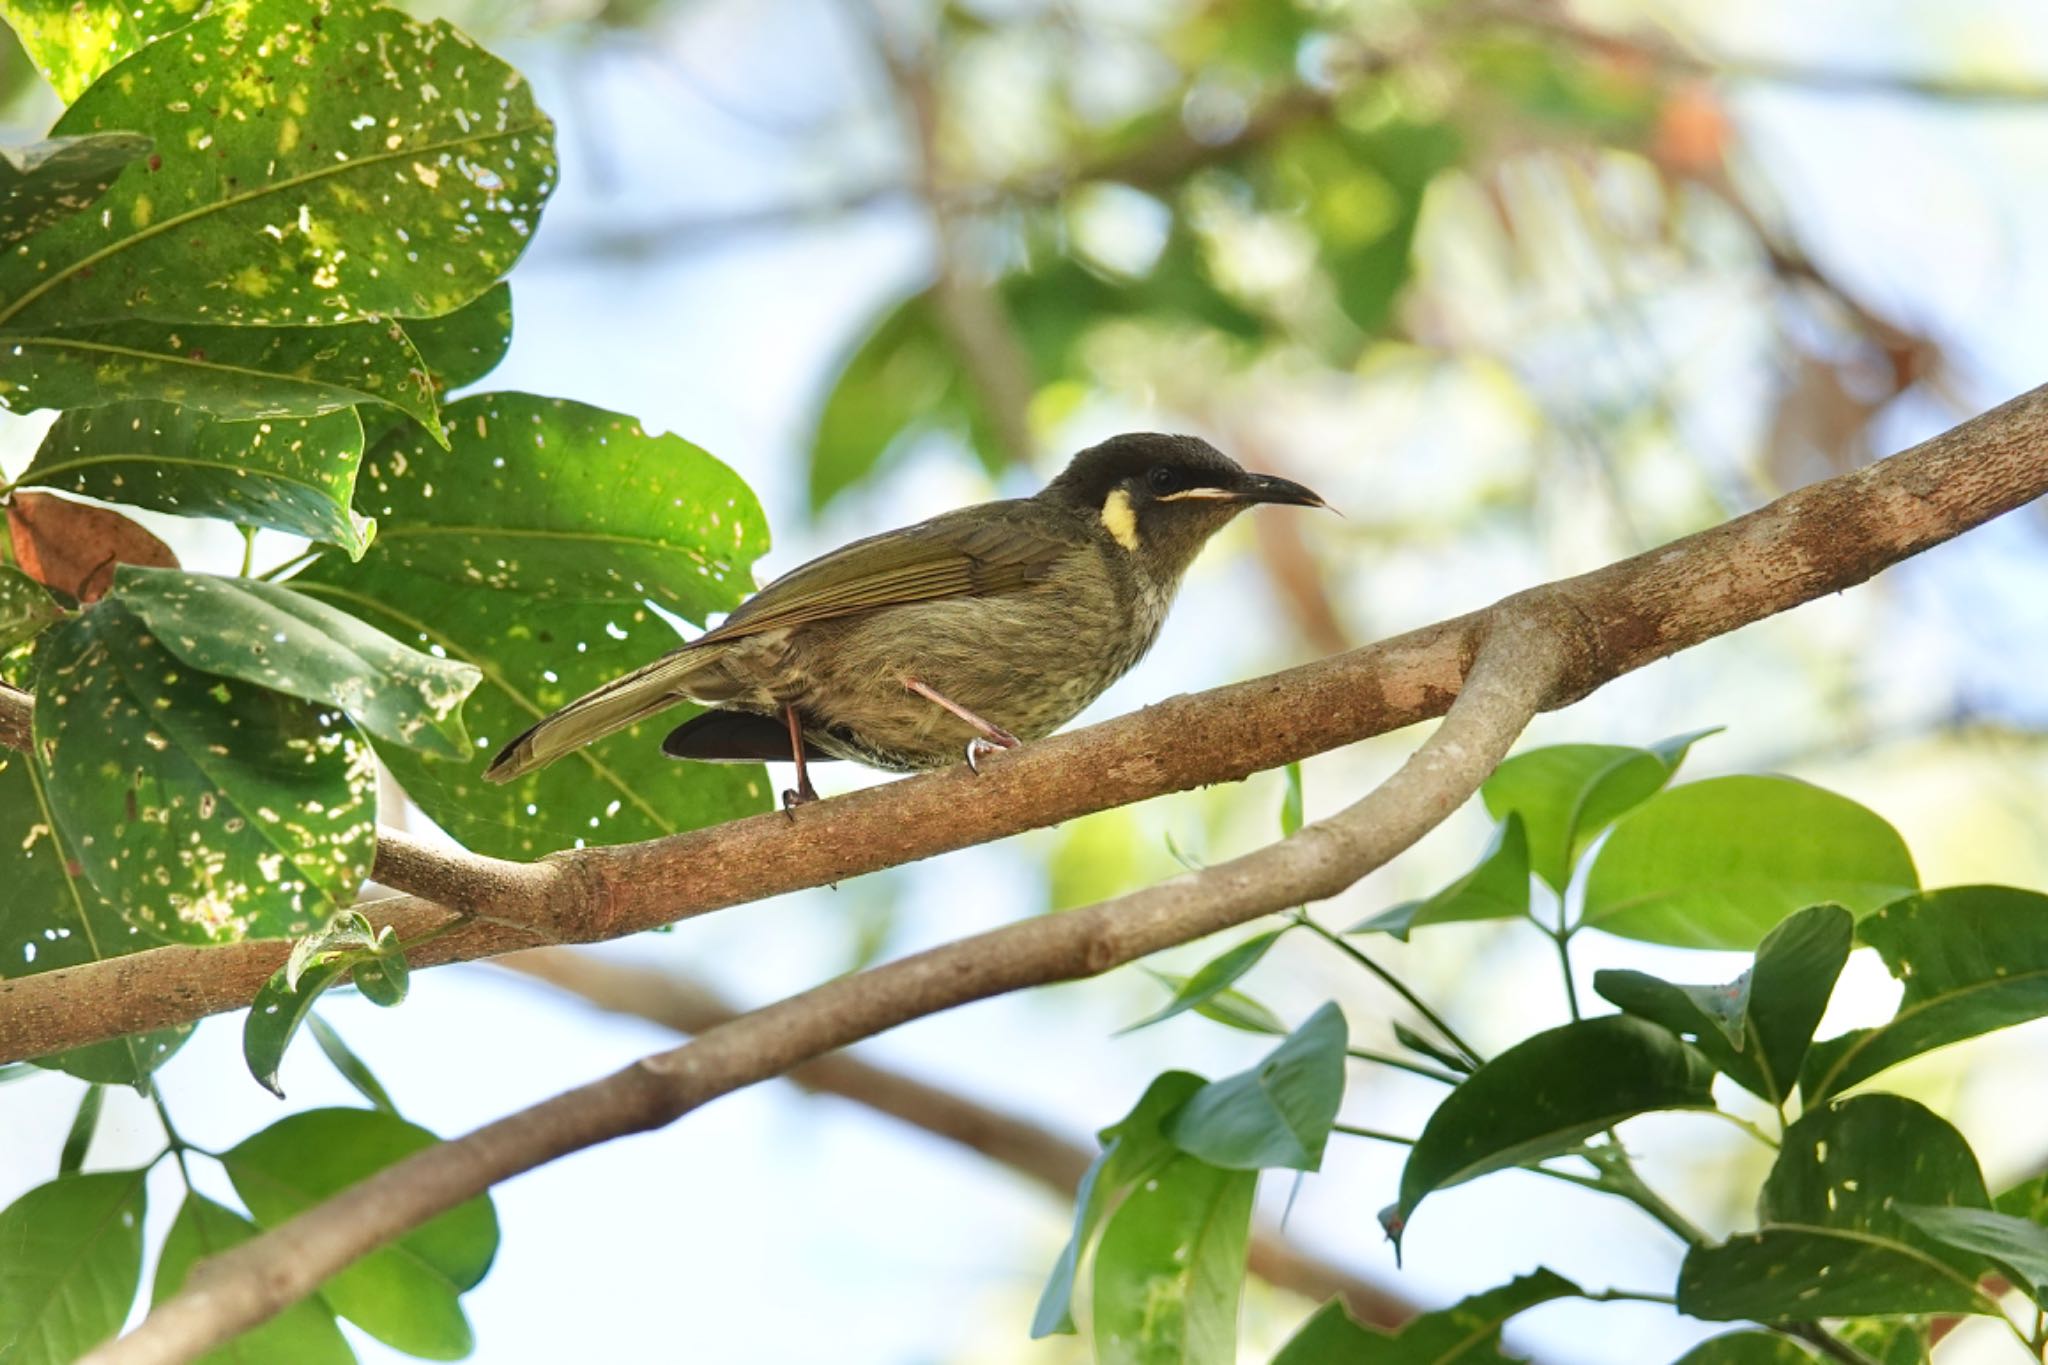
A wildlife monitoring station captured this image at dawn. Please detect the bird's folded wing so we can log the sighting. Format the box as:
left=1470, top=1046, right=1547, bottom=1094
left=696, top=504, right=1079, bottom=644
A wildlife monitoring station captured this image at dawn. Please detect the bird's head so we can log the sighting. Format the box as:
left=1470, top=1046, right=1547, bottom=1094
left=1039, top=432, right=1325, bottom=578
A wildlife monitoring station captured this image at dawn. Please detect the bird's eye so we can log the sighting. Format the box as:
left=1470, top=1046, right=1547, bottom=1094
left=1145, top=465, right=1181, bottom=495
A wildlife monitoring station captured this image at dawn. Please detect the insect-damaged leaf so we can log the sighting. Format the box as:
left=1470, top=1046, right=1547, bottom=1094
left=22, top=404, right=375, bottom=557
left=0, top=0, right=556, bottom=330
left=1090, top=1154, right=1255, bottom=1365
left=109, top=567, right=480, bottom=758
left=0, top=0, right=200, bottom=101
left=0, top=132, right=154, bottom=244
left=0, top=565, right=59, bottom=653
left=7, top=490, right=177, bottom=602
left=32, top=601, right=376, bottom=944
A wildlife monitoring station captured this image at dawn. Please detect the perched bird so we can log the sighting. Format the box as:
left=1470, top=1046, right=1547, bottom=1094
left=484, top=432, right=1325, bottom=806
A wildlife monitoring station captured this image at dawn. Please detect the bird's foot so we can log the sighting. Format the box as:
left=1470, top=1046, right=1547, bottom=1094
left=781, top=780, right=820, bottom=816
left=965, top=729, right=1021, bottom=774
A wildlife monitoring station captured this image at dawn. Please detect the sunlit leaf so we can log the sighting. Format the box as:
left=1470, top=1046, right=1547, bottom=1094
left=402, top=282, right=514, bottom=394
left=7, top=490, right=176, bottom=601
left=1121, top=929, right=1285, bottom=1034
left=0, top=564, right=58, bottom=652
left=33, top=602, right=377, bottom=944
left=1166, top=1001, right=1347, bottom=1171
left=110, top=567, right=480, bottom=757
left=0, top=0, right=198, bottom=101
left=0, top=1171, right=148, bottom=1364
left=152, top=1194, right=356, bottom=1365
left=1279, top=761, right=1303, bottom=836
left=1091, top=1154, right=1255, bottom=1365
left=224, top=1108, right=498, bottom=1359
left=1271, top=1269, right=1580, bottom=1364
left=1353, top=814, right=1529, bottom=939
left=0, top=132, right=153, bottom=243
left=1579, top=775, right=1917, bottom=949
left=22, top=405, right=374, bottom=556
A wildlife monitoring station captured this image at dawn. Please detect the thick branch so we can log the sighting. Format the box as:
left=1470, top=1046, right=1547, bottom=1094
left=94, top=586, right=1559, bottom=1365
left=3, top=379, right=2046, bottom=1064
left=500, top=948, right=1416, bottom=1328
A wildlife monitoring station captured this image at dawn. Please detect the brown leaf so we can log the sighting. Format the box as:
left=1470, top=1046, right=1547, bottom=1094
left=7, top=491, right=178, bottom=602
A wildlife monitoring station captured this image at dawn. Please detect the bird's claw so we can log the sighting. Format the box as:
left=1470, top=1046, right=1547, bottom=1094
left=964, top=730, right=1021, bottom=774
left=781, top=784, right=819, bottom=817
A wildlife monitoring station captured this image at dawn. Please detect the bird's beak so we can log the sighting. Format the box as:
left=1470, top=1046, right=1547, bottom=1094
left=1236, top=472, right=1326, bottom=509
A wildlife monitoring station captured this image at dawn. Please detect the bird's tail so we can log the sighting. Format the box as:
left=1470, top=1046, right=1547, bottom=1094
left=483, top=646, right=719, bottom=784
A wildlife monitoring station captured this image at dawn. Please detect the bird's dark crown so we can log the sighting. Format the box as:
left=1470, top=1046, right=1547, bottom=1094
left=1037, top=432, right=1246, bottom=510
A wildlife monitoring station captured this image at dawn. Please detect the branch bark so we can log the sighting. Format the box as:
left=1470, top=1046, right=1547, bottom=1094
left=3, top=378, right=2047, bottom=1064
left=500, top=948, right=1417, bottom=1329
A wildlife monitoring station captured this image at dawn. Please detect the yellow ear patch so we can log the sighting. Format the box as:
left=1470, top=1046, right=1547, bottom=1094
left=1100, top=487, right=1140, bottom=551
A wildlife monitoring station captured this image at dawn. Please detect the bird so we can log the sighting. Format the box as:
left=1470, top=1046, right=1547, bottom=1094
left=483, top=432, right=1326, bottom=807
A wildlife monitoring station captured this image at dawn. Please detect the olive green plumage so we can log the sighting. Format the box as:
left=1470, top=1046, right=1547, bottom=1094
left=483, top=432, right=1323, bottom=795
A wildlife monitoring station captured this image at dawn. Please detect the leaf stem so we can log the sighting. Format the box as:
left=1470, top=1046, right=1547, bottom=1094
left=1331, top=1122, right=1416, bottom=1146
left=238, top=526, right=257, bottom=577
left=1583, top=1143, right=1709, bottom=1246
left=1577, top=1286, right=1677, bottom=1305
left=255, top=550, right=321, bottom=583
left=1777, top=1323, right=1885, bottom=1365
left=1692, top=1107, right=1781, bottom=1149
left=1346, top=1047, right=1462, bottom=1086
left=1296, top=914, right=1483, bottom=1068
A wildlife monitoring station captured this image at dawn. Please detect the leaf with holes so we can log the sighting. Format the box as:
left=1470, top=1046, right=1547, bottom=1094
left=0, top=0, right=556, bottom=329
left=0, top=565, right=59, bottom=652
left=0, top=748, right=191, bottom=1086
left=152, top=1194, right=355, bottom=1365
left=0, top=133, right=154, bottom=244
left=1091, top=1154, right=1256, bottom=1365
left=1677, top=1095, right=1999, bottom=1321
left=1272, top=1269, right=1580, bottom=1364
left=1481, top=729, right=1719, bottom=893
left=1801, top=886, right=2048, bottom=1104
left=110, top=567, right=480, bottom=757
left=22, top=404, right=374, bottom=556
left=1121, top=929, right=1285, bottom=1034
left=0, top=1171, right=148, bottom=1364
left=33, top=602, right=377, bottom=944
left=406, top=282, right=514, bottom=395
left=1165, top=1001, right=1347, bottom=1171
left=1353, top=814, right=1529, bottom=939
left=1396, top=1015, right=1715, bottom=1235
left=224, top=1108, right=498, bottom=1359
left=7, top=490, right=177, bottom=601
left=1597, top=904, right=1852, bottom=1108
left=245, top=954, right=353, bottom=1100
left=1580, top=775, right=1917, bottom=949
left=0, top=0, right=200, bottom=101
left=0, top=315, right=440, bottom=433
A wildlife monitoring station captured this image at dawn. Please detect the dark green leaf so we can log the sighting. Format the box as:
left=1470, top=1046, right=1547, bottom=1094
left=1271, top=1269, right=1580, bottom=1364
left=22, top=405, right=374, bottom=556
left=353, top=937, right=409, bottom=1008
left=0, top=1171, right=148, bottom=1364
left=1801, top=886, right=2048, bottom=1104
left=1895, top=1203, right=2048, bottom=1301
left=1596, top=904, right=1852, bottom=1107
left=0, top=133, right=153, bottom=244
left=0, top=0, right=197, bottom=100
left=308, top=1015, right=398, bottom=1115
left=404, top=283, right=514, bottom=394
left=34, top=602, right=377, bottom=943
left=1480, top=729, right=1717, bottom=892
left=1122, top=930, right=1284, bottom=1034
left=1353, top=815, right=1529, bottom=939
left=1166, top=1001, right=1347, bottom=1171
left=1, top=746, right=191, bottom=1085
left=1280, top=762, right=1304, bottom=836
left=244, top=956, right=351, bottom=1099
left=1997, top=1173, right=2048, bottom=1223
left=0, top=564, right=58, bottom=652
left=1580, top=775, right=1918, bottom=949
left=1397, top=1015, right=1715, bottom=1232
left=1677, top=1095, right=1997, bottom=1321
left=0, top=0, right=555, bottom=329
left=1394, top=1021, right=1474, bottom=1076
left=152, top=1194, right=356, bottom=1365
left=58, top=1084, right=104, bottom=1176
left=110, top=567, right=480, bottom=757
left=224, top=1108, right=498, bottom=1359
left=1672, top=1334, right=1821, bottom=1364
left=1091, top=1154, right=1256, bottom=1365
left=1033, top=1071, right=1205, bottom=1337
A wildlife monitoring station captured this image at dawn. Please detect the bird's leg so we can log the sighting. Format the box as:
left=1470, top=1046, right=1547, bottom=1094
left=781, top=703, right=819, bottom=813
left=901, top=677, right=1019, bottom=774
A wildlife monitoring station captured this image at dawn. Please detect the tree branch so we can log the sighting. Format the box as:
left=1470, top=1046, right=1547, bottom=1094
left=3, top=378, right=2046, bottom=1065
left=499, top=948, right=1417, bottom=1329
left=91, top=579, right=1562, bottom=1365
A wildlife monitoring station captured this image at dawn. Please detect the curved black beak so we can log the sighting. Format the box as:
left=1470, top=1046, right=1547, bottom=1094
left=1238, top=471, right=1326, bottom=509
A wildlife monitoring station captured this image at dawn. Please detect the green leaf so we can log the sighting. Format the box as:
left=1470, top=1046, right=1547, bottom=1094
left=244, top=955, right=352, bottom=1099
left=1800, top=886, right=2048, bottom=1104
left=21, top=404, right=375, bottom=556
left=1832, top=1320, right=1932, bottom=1365
left=353, top=936, right=409, bottom=1007
left=1033, top=1071, right=1205, bottom=1338
left=0, top=316, right=441, bottom=431
left=807, top=293, right=970, bottom=512
left=1271, top=1270, right=1581, bottom=1364
left=1677, top=1095, right=1997, bottom=1321
left=58, top=1084, right=105, bottom=1176
left=1394, top=1021, right=1474, bottom=1076
left=1997, top=1173, right=2048, bottom=1223
left=1480, top=729, right=1718, bottom=893
left=152, top=1194, right=356, bottom=1365
left=1280, top=762, right=1304, bottom=836
left=0, top=1170, right=147, bottom=1364
left=0, top=133, right=154, bottom=244
left=223, top=1108, right=498, bottom=1359
left=0, top=564, right=59, bottom=652
left=0, top=0, right=199, bottom=101
left=307, top=1015, right=398, bottom=1115
left=1579, top=775, right=1918, bottom=949
left=0, top=0, right=555, bottom=329
left=109, top=567, right=480, bottom=757
left=1091, top=1154, right=1256, bottom=1365
left=1165, top=1001, right=1347, bottom=1171
left=1353, top=814, right=1529, bottom=939
left=1895, top=1203, right=2048, bottom=1301
left=1672, top=1334, right=1822, bottom=1364
left=1122, top=930, right=1284, bottom=1033
left=33, top=602, right=377, bottom=944
left=1596, top=904, right=1853, bottom=1107
left=1, top=746, right=191, bottom=1086
left=402, top=282, right=514, bottom=394
left=1397, top=1015, right=1715, bottom=1232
